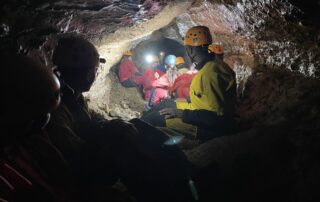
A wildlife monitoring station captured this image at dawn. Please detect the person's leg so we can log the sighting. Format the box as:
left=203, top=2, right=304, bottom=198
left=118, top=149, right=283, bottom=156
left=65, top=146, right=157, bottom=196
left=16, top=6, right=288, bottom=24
left=141, top=98, right=176, bottom=119
left=121, top=79, right=137, bottom=88
left=148, top=88, right=155, bottom=108
left=140, top=111, right=166, bottom=126
left=127, top=119, right=193, bottom=202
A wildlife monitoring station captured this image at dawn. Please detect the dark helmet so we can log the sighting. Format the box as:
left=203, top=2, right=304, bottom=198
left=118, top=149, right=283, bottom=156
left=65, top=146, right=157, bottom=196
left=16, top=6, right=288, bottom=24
left=1, top=53, right=60, bottom=140
left=52, top=36, right=100, bottom=70
left=52, top=36, right=105, bottom=92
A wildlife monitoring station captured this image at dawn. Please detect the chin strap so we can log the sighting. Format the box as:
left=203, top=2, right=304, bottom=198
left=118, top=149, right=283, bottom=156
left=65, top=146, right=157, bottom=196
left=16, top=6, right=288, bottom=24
left=52, top=67, right=75, bottom=95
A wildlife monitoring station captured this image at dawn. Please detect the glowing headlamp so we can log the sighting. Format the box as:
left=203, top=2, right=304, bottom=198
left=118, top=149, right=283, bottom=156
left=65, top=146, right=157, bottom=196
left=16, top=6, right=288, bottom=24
left=146, top=54, right=154, bottom=63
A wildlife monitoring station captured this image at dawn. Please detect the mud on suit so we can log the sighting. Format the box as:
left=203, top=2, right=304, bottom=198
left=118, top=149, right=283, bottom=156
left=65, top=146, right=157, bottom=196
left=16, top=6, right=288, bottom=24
left=142, top=60, right=237, bottom=141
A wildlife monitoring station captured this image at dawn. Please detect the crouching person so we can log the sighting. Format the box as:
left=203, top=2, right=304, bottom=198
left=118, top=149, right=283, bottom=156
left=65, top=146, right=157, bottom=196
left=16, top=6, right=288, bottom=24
left=47, top=36, right=194, bottom=202
left=142, top=26, right=237, bottom=142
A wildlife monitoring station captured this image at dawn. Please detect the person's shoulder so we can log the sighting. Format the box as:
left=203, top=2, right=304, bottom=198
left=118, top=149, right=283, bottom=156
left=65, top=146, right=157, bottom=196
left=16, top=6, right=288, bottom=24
left=207, top=60, right=233, bottom=73
left=50, top=102, right=73, bottom=125
left=202, top=60, right=217, bottom=73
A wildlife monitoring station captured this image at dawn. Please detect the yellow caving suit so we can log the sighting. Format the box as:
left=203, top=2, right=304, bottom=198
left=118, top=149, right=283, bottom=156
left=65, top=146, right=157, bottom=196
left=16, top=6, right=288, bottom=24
left=166, top=60, right=236, bottom=138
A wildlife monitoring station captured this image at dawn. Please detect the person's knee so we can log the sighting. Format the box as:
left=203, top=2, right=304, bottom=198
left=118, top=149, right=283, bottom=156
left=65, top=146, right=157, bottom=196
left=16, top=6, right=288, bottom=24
left=140, top=111, right=166, bottom=127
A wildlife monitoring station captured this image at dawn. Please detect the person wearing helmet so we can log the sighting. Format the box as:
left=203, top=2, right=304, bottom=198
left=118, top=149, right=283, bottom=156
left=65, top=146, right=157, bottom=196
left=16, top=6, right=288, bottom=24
left=49, top=36, right=135, bottom=200
left=118, top=50, right=142, bottom=88
left=139, top=55, right=169, bottom=109
left=164, top=55, right=179, bottom=86
left=0, top=53, right=79, bottom=201
left=175, top=57, right=188, bottom=74
left=142, top=26, right=236, bottom=142
left=208, top=44, right=224, bottom=61
left=164, top=54, right=176, bottom=69
left=47, top=36, right=193, bottom=202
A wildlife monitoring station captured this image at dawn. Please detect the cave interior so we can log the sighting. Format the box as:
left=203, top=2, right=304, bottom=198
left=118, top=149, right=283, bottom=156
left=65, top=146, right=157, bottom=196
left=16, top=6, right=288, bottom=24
left=1, top=0, right=320, bottom=201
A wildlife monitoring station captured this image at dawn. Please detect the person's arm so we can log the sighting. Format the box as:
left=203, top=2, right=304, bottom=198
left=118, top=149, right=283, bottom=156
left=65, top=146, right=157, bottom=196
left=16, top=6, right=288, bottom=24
left=168, top=77, right=182, bottom=94
left=183, top=66, right=225, bottom=128
left=151, top=74, right=169, bottom=88
left=182, top=109, right=220, bottom=128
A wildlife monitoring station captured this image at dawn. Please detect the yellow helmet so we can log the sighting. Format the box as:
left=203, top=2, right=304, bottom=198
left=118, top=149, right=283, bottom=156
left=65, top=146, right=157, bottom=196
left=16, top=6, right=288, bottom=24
left=123, top=50, right=133, bottom=56
left=176, top=57, right=185, bottom=65
left=184, top=26, right=212, bottom=46
left=208, top=44, right=224, bottom=54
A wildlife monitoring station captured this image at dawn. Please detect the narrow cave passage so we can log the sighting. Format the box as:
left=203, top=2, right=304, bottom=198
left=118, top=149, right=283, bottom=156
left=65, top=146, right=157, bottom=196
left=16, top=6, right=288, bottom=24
left=105, top=36, right=195, bottom=120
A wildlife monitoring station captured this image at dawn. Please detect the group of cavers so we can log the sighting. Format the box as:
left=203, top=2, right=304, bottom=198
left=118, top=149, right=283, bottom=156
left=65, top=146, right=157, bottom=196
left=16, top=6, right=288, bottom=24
left=118, top=42, right=225, bottom=111
left=1, top=26, right=237, bottom=202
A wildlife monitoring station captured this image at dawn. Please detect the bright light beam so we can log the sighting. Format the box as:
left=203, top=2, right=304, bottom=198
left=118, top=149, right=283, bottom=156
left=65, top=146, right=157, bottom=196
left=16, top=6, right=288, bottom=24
left=146, top=54, right=154, bottom=63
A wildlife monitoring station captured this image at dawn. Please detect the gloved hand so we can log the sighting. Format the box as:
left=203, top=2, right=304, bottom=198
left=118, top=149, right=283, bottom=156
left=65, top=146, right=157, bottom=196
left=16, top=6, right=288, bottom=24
left=159, top=108, right=183, bottom=119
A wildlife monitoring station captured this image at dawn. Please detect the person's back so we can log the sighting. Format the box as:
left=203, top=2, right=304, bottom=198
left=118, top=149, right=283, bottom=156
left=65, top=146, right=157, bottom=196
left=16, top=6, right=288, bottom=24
left=185, top=60, right=236, bottom=114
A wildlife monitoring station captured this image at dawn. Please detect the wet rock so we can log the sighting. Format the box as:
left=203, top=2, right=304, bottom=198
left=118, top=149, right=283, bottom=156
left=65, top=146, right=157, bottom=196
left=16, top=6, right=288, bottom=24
left=176, top=0, right=320, bottom=78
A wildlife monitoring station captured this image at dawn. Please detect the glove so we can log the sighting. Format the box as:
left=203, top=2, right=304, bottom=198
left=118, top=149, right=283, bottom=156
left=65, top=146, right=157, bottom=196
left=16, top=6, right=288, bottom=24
left=159, top=108, right=183, bottom=119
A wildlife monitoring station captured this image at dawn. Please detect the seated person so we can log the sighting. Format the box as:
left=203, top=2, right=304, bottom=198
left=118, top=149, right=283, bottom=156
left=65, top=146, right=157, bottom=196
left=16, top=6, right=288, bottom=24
left=146, top=67, right=170, bottom=108
left=164, top=55, right=179, bottom=86
left=176, top=57, right=189, bottom=74
left=168, top=56, right=196, bottom=99
left=139, top=57, right=169, bottom=109
left=0, top=53, right=79, bottom=201
left=47, top=36, right=193, bottom=202
left=141, top=26, right=237, bottom=141
left=118, top=50, right=142, bottom=87
left=169, top=73, right=195, bottom=99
